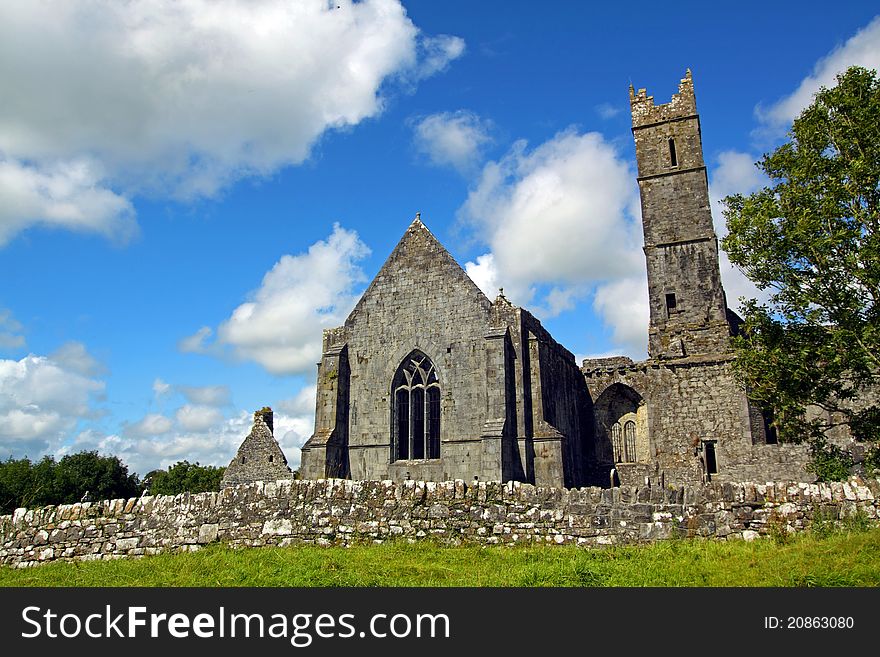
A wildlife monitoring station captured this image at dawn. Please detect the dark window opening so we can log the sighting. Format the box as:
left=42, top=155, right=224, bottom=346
left=427, top=387, right=441, bottom=459
left=704, top=441, right=718, bottom=475
left=411, top=387, right=425, bottom=459
left=391, top=351, right=441, bottom=462
left=240, top=456, right=245, bottom=464
left=269, top=455, right=274, bottom=463
left=763, top=408, right=778, bottom=444
left=611, top=423, right=622, bottom=462
left=665, top=292, right=677, bottom=314
left=396, top=388, right=409, bottom=460
left=668, top=138, right=678, bottom=167
left=624, top=420, right=637, bottom=462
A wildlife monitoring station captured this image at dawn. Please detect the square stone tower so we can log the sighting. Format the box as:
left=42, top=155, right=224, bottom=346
left=630, top=70, right=733, bottom=359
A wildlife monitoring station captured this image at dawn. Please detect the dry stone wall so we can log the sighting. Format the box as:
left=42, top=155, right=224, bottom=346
left=2, top=477, right=878, bottom=569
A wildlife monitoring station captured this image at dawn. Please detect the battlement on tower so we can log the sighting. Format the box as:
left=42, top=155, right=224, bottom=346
left=630, top=70, right=697, bottom=127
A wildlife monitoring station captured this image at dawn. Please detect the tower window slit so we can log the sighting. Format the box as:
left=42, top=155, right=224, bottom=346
left=704, top=441, right=718, bottom=475
left=668, top=138, right=678, bottom=167
left=665, top=292, right=677, bottom=314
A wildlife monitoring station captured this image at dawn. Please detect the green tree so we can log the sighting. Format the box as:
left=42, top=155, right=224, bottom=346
left=147, top=461, right=225, bottom=495
left=53, top=451, right=140, bottom=504
left=0, top=456, right=59, bottom=513
left=721, top=66, right=880, bottom=457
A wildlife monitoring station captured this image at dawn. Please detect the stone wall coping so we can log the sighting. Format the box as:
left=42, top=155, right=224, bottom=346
left=3, top=476, right=877, bottom=529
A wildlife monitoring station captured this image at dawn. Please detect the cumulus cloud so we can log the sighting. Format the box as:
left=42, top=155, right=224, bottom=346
left=0, top=157, right=137, bottom=246
left=708, top=150, right=773, bottom=310
left=0, top=1, right=464, bottom=245
left=186, top=224, right=370, bottom=375
left=460, top=129, right=646, bottom=355
left=592, top=276, right=649, bottom=355
left=0, top=350, right=105, bottom=456
left=275, top=385, right=318, bottom=418
left=67, top=400, right=315, bottom=476
left=175, top=404, right=224, bottom=433
left=0, top=309, right=25, bottom=351
left=178, top=327, right=214, bottom=355
left=464, top=252, right=501, bottom=298
left=595, top=103, right=621, bottom=120
left=412, top=110, right=492, bottom=173
left=152, top=378, right=172, bottom=398
left=49, top=341, right=106, bottom=377
left=415, top=34, right=466, bottom=80
left=461, top=130, right=642, bottom=286
left=178, top=384, right=231, bottom=407
left=124, top=413, right=173, bottom=438
left=757, top=15, right=880, bottom=131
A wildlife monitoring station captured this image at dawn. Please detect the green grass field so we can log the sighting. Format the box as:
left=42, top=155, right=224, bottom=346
left=2, top=524, right=879, bottom=587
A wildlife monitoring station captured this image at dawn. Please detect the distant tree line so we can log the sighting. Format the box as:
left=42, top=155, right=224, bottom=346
left=144, top=460, right=225, bottom=496
left=0, top=451, right=225, bottom=514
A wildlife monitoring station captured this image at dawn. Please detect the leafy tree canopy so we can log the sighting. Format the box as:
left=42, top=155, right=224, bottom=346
left=0, top=451, right=140, bottom=513
left=722, top=66, right=880, bottom=446
left=146, top=460, right=225, bottom=496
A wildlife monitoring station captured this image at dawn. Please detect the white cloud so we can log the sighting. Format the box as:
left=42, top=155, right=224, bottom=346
left=592, top=276, right=649, bottom=356
left=595, top=103, right=621, bottom=120
left=464, top=252, right=533, bottom=304
left=189, top=223, right=370, bottom=375
left=124, top=413, right=173, bottom=438
left=708, top=150, right=773, bottom=310
left=412, top=110, right=492, bottom=173
left=50, top=341, right=105, bottom=376
left=460, top=129, right=646, bottom=353
left=0, top=157, right=136, bottom=246
left=0, top=309, right=25, bottom=351
left=0, top=351, right=105, bottom=456
left=275, top=385, right=318, bottom=418
left=67, top=400, right=315, bottom=476
left=0, top=1, right=464, bottom=245
left=178, top=384, right=231, bottom=407
left=152, top=378, right=172, bottom=398
left=758, top=16, right=880, bottom=130
left=178, top=326, right=214, bottom=354
left=175, top=404, right=224, bottom=432
left=415, top=34, right=466, bottom=80
left=461, top=130, right=642, bottom=286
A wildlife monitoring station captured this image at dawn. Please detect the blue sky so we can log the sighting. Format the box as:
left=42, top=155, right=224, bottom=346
left=1, top=1, right=878, bottom=476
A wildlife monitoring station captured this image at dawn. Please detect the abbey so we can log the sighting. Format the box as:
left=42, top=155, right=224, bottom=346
left=299, top=71, right=815, bottom=488
left=299, top=214, right=595, bottom=487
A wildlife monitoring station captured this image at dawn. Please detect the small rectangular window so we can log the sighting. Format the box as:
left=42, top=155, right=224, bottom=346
left=763, top=408, right=778, bottom=444
left=704, top=441, right=718, bottom=475
left=665, top=292, right=677, bottom=313
left=668, top=138, right=678, bottom=167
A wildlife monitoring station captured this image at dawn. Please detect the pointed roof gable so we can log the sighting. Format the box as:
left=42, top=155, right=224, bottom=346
left=220, top=408, right=293, bottom=487
left=344, top=216, right=491, bottom=328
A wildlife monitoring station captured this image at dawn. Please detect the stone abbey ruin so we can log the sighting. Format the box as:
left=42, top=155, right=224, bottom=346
left=4, top=72, right=878, bottom=568
left=259, top=71, right=819, bottom=489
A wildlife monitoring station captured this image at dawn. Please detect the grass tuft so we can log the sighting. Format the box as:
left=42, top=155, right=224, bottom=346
left=2, top=527, right=878, bottom=587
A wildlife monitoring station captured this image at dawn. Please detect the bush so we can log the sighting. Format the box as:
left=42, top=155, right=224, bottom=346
left=146, top=461, right=225, bottom=496
left=0, top=452, right=140, bottom=513
left=805, top=440, right=853, bottom=482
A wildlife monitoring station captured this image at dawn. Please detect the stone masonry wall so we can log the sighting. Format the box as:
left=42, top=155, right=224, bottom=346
left=2, top=477, right=878, bottom=569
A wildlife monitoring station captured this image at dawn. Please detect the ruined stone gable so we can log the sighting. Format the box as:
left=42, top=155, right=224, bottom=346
left=221, top=408, right=293, bottom=487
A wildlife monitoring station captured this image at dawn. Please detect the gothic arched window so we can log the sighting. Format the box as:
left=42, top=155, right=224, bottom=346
left=392, top=351, right=440, bottom=461
left=611, top=422, right=622, bottom=463
left=624, top=420, right=637, bottom=462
